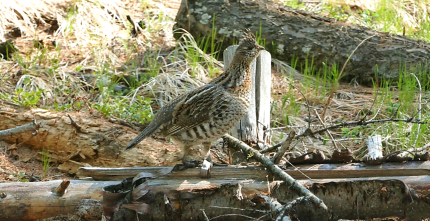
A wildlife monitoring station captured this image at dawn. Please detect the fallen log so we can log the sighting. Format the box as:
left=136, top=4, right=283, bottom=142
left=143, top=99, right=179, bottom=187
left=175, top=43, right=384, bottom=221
left=0, top=173, right=429, bottom=220
left=0, top=180, right=112, bottom=220
left=0, top=102, right=184, bottom=174
left=77, top=161, right=430, bottom=181
left=174, top=0, right=430, bottom=85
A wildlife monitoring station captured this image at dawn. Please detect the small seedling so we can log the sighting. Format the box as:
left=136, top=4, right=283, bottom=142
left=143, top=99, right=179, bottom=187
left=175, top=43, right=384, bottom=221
left=42, top=147, right=51, bottom=179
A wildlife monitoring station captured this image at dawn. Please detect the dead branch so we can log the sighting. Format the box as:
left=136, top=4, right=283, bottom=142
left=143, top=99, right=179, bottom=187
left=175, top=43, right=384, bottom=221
left=0, top=119, right=40, bottom=139
left=272, top=131, right=295, bottom=164
left=2, top=167, right=430, bottom=220
left=222, top=134, right=329, bottom=212
left=67, top=114, right=87, bottom=133
left=295, top=118, right=430, bottom=140
left=0, top=180, right=113, bottom=220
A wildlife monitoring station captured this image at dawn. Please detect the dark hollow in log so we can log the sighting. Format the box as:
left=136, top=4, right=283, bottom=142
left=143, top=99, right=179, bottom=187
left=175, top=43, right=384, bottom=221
left=174, top=0, right=430, bottom=86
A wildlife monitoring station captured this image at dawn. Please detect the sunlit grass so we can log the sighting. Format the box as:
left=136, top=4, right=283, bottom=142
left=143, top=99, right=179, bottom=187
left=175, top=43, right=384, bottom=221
left=284, top=0, right=430, bottom=42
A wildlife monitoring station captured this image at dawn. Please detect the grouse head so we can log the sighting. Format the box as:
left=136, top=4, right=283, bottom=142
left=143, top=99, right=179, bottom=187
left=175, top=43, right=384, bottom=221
left=235, top=29, right=265, bottom=63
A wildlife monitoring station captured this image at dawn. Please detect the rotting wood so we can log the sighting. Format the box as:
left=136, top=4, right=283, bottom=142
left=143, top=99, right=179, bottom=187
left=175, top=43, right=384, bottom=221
left=0, top=119, right=40, bottom=139
left=2, top=175, right=428, bottom=220
left=0, top=180, right=112, bottom=220
left=77, top=161, right=430, bottom=181
left=0, top=103, right=186, bottom=174
left=174, top=0, right=430, bottom=85
left=272, top=131, right=295, bottom=164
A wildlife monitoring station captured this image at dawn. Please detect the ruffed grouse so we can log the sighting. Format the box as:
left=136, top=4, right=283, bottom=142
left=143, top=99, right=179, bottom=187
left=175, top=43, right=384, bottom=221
left=125, top=31, right=265, bottom=167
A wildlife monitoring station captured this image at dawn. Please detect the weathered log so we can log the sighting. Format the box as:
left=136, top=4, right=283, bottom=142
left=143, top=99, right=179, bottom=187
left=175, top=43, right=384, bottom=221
left=1, top=173, right=429, bottom=220
left=0, top=119, right=41, bottom=139
left=0, top=103, right=184, bottom=174
left=0, top=180, right=112, bottom=220
left=77, top=161, right=430, bottom=181
left=174, top=0, right=430, bottom=85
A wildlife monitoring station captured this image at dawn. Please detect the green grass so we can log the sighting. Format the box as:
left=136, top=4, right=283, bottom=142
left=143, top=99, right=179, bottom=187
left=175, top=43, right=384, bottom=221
left=42, top=147, right=51, bottom=179
left=284, top=0, right=430, bottom=42
left=274, top=0, right=430, bottom=156
left=272, top=46, right=429, bottom=155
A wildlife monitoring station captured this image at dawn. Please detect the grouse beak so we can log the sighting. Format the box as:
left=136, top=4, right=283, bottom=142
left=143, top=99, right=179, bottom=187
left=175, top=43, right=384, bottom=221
left=258, top=46, right=265, bottom=51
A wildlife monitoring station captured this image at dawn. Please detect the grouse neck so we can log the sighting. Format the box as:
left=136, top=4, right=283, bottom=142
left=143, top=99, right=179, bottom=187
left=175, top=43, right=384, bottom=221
left=224, top=61, right=251, bottom=88
left=210, top=56, right=253, bottom=89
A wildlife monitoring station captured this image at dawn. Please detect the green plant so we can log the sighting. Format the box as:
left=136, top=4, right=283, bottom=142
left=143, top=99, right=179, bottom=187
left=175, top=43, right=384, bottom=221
left=187, top=16, right=224, bottom=77
left=17, top=172, right=29, bottom=182
left=42, top=147, right=51, bottom=179
left=93, top=93, right=153, bottom=124
left=255, top=24, right=266, bottom=47
left=0, top=88, right=44, bottom=107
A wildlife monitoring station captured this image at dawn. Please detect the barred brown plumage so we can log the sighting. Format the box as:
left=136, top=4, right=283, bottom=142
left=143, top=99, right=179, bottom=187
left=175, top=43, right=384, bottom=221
left=125, top=30, right=265, bottom=167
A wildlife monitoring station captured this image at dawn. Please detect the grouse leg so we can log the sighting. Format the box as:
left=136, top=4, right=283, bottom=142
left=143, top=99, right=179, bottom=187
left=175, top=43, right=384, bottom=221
left=200, top=142, right=213, bottom=178
left=173, top=144, right=200, bottom=171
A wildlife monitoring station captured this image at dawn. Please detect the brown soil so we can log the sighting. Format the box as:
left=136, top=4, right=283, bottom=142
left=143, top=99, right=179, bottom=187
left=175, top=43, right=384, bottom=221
left=0, top=140, right=70, bottom=182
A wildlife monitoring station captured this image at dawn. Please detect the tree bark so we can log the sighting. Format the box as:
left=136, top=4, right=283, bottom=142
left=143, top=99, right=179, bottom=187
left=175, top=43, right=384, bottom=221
left=1, top=168, right=429, bottom=220
left=174, top=0, right=430, bottom=86
left=0, top=102, right=184, bottom=174
left=0, top=180, right=110, bottom=220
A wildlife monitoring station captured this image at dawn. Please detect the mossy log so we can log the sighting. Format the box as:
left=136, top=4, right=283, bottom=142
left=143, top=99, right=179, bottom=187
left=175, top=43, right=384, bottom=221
left=174, top=0, right=430, bottom=85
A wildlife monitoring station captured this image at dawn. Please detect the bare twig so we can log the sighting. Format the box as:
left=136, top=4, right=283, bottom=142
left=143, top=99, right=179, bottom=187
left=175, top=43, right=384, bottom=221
left=314, top=110, right=339, bottom=150
left=209, top=206, right=267, bottom=214
left=0, top=119, right=41, bottom=139
left=272, top=131, right=296, bottom=164
left=200, top=209, right=210, bottom=221
left=409, top=73, right=421, bottom=148
left=67, top=114, right=87, bottom=134
left=400, top=141, right=430, bottom=157
left=295, top=118, right=430, bottom=140
left=359, top=88, right=378, bottom=122
left=275, top=196, right=306, bottom=221
left=261, top=142, right=283, bottom=154
left=209, top=213, right=258, bottom=220
left=72, top=97, right=93, bottom=113
left=223, top=134, right=328, bottom=211
left=369, top=93, right=386, bottom=121
left=284, top=159, right=313, bottom=180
